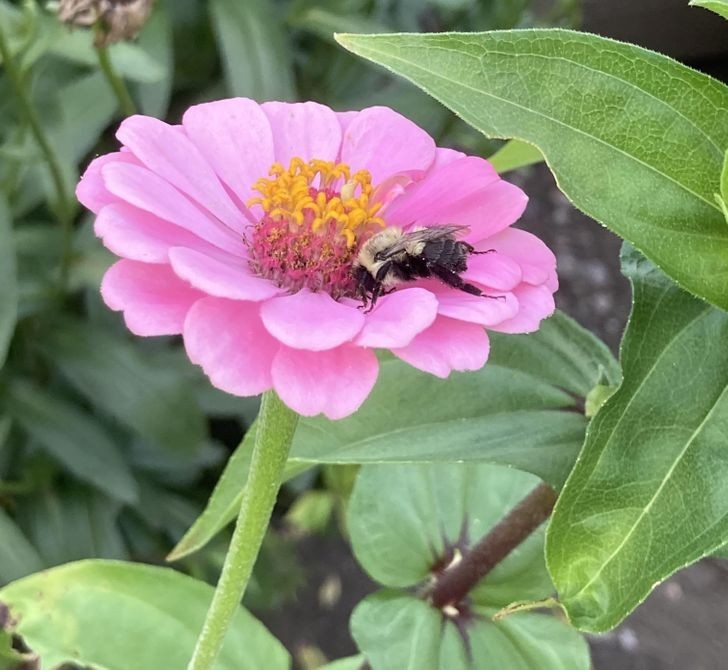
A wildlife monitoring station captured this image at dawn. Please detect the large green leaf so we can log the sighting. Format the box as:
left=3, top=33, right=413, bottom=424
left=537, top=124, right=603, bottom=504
left=42, top=322, right=206, bottom=454
left=0, top=560, right=289, bottom=670
left=170, top=311, right=614, bottom=560
left=210, top=0, right=295, bottom=100
left=0, top=197, right=16, bottom=368
left=8, top=380, right=138, bottom=504
left=0, top=509, right=43, bottom=584
left=336, top=30, right=728, bottom=310
left=690, top=0, right=728, bottom=19
left=546, top=247, right=728, bottom=632
left=348, top=464, right=590, bottom=670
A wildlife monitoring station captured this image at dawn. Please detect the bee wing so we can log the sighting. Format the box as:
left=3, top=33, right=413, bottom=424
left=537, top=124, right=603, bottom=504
left=374, top=225, right=470, bottom=259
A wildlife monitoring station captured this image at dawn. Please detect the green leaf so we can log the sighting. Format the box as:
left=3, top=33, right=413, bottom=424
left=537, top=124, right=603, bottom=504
left=347, top=463, right=589, bottom=669
left=170, top=310, right=612, bottom=560
left=690, top=0, right=728, bottom=19
left=42, top=322, right=206, bottom=454
left=135, top=4, right=173, bottom=118
left=546, top=246, right=728, bottom=632
left=0, top=560, right=289, bottom=670
left=487, top=139, right=543, bottom=174
left=335, top=29, right=728, bottom=310
left=0, top=509, right=43, bottom=584
left=348, top=464, right=552, bottom=599
left=8, top=379, right=138, bottom=504
left=210, top=0, right=295, bottom=100
left=285, top=490, right=335, bottom=535
left=352, top=592, right=589, bottom=670
left=0, top=627, right=37, bottom=669
left=721, top=149, right=728, bottom=203
left=319, top=657, right=365, bottom=670
left=0, top=197, right=16, bottom=368
left=16, top=485, right=127, bottom=567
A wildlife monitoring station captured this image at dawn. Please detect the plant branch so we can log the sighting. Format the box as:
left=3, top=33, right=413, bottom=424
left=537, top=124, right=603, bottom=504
left=95, top=40, right=137, bottom=117
left=428, top=482, right=557, bottom=609
left=187, top=391, right=299, bottom=670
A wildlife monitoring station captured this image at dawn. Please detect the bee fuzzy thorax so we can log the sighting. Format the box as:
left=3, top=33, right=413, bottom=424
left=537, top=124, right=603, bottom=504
left=353, top=224, right=491, bottom=310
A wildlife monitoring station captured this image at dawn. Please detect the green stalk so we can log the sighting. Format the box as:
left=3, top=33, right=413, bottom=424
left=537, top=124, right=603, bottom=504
left=0, top=23, right=74, bottom=286
left=95, top=41, right=137, bottom=117
left=187, top=391, right=299, bottom=670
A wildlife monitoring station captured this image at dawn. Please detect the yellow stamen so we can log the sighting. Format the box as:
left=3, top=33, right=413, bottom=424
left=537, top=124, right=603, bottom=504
left=248, top=157, right=385, bottom=248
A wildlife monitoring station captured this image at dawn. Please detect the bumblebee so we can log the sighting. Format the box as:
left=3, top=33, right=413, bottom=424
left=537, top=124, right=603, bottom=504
left=352, top=224, right=493, bottom=310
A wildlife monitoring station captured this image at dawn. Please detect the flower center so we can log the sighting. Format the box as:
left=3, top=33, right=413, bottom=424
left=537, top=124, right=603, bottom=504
left=246, top=157, right=385, bottom=298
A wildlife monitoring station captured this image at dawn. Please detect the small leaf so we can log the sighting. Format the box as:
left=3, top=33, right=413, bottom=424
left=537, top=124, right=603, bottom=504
left=335, top=30, right=728, bottom=310
left=584, top=384, right=618, bottom=418
left=0, top=509, right=43, bottom=585
left=547, top=246, right=728, bottom=632
left=8, top=379, right=138, bottom=504
left=352, top=593, right=590, bottom=670
left=348, top=463, right=551, bottom=599
left=319, top=656, right=365, bottom=670
left=285, top=490, right=335, bottom=535
left=0, top=197, right=17, bottom=368
left=0, top=560, right=290, bottom=670
left=210, top=0, right=295, bottom=100
left=487, top=139, right=543, bottom=174
left=690, top=0, right=728, bottom=19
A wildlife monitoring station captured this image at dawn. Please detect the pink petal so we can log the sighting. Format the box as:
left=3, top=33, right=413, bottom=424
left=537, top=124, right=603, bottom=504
left=392, top=316, right=490, bottom=378
left=262, top=101, right=342, bottom=167
left=461, top=251, right=522, bottom=292
left=183, top=297, right=277, bottom=396
left=169, top=247, right=283, bottom=302
left=117, top=116, right=249, bottom=235
left=461, top=180, right=529, bottom=243
left=101, top=260, right=204, bottom=336
left=479, top=228, right=557, bottom=287
left=431, top=147, right=466, bottom=169
left=386, top=158, right=527, bottom=242
left=260, top=290, right=364, bottom=351
left=386, top=156, right=500, bottom=228
left=336, top=110, right=358, bottom=135
left=95, top=202, right=223, bottom=264
left=355, top=288, right=438, bottom=348
left=77, top=152, right=138, bottom=213
left=101, top=162, right=246, bottom=256
left=428, top=281, right=519, bottom=326
left=340, top=107, right=436, bottom=185
left=182, top=98, right=275, bottom=207
left=489, top=283, right=556, bottom=334
left=271, top=346, right=378, bottom=419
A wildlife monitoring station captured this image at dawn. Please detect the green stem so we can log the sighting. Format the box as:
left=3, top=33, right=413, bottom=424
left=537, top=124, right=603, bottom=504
left=95, top=42, right=136, bottom=117
left=187, top=391, right=299, bottom=670
left=0, top=23, right=74, bottom=286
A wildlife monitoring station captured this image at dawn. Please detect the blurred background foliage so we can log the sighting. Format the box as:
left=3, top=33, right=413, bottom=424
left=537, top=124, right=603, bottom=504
left=0, top=0, right=579, bottom=614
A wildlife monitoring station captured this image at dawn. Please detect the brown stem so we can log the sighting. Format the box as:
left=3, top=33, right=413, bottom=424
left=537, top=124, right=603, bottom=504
left=429, top=483, right=557, bottom=609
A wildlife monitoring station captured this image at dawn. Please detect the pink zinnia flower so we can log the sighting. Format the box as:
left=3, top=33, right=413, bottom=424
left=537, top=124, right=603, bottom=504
left=77, top=99, right=557, bottom=419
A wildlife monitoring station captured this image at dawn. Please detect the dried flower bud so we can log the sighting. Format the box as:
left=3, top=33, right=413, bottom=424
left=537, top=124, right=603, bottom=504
left=58, top=0, right=155, bottom=47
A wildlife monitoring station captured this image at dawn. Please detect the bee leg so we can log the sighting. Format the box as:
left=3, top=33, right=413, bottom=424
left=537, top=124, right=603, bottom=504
left=429, top=264, right=505, bottom=301
left=471, top=248, right=495, bottom=255
left=364, top=283, right=384, bottom=313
